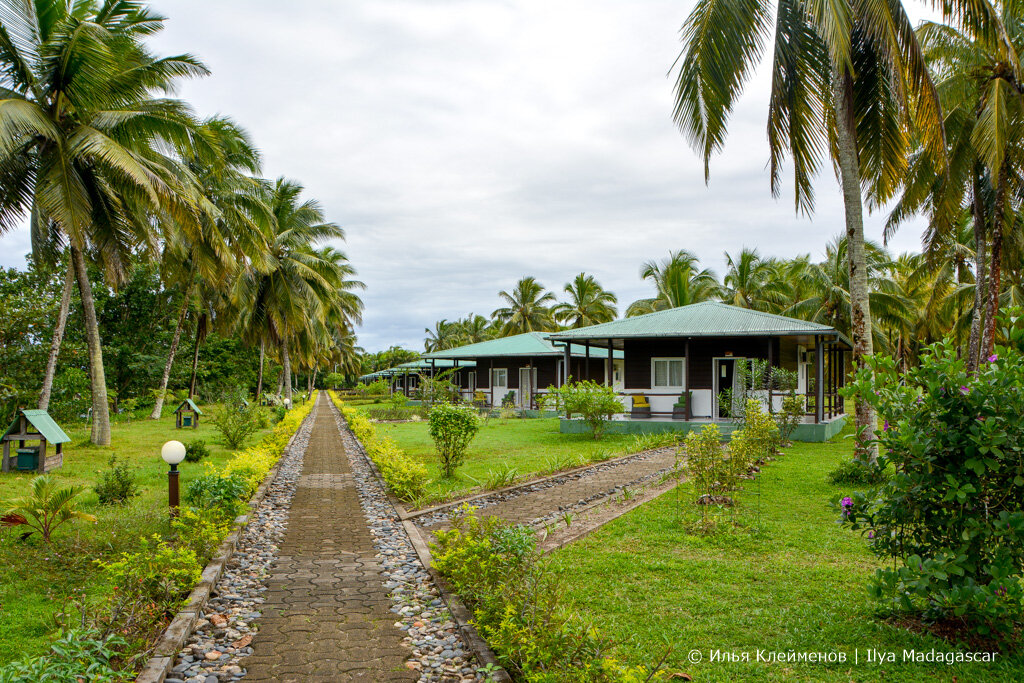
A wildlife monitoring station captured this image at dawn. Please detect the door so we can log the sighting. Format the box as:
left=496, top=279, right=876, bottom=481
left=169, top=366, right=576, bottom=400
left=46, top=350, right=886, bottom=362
left=714, top=358, right=738, bottom=418
left=518, top=367, right=535, bottom=408
left=612, top=359, right=625, bottom=391
left=492, top=368, right=508, bottom=406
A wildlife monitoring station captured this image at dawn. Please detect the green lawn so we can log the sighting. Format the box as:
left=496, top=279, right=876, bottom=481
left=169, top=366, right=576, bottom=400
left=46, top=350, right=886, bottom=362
left=378, top=417, right=639, bottom=500
left=548, top=431, right=1024, bottom=682
left=0, top=408, right=273, bottom=665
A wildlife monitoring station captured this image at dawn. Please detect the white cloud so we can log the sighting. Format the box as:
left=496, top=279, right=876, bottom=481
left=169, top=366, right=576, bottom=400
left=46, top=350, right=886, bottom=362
left=0, top=0, right=928, bottom=351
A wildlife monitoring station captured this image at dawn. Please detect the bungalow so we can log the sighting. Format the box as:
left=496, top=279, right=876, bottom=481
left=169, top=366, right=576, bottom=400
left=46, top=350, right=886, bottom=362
left=546, top=302, right=849, bottom=438
left=360, top=359, right=476, bottom=398
left=421, top=332, right=619, bottom=409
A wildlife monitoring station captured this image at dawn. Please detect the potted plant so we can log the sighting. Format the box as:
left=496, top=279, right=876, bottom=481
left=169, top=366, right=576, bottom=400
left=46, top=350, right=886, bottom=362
left=672, top=391, right=690, bottom=420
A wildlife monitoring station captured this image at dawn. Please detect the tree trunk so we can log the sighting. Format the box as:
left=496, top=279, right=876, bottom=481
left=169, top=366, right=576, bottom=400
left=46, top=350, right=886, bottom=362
left=981, top=163, right=1008, bottom=358
left=255, top=339, right=265, bottom=402
left=71, top=245, right=111, bottom=446
left=282, top=344, right=293, bottom=406
left=275, top=370, right=284, bottom=398
left=150, top=278, right=193, bottom=419
left=968, top=172, right=988, bottom=372
left=38, top=259, right=75, bottom=411
left=188, top=314, right=206, bottom=399
left=834, top=69, right=878, bottom=464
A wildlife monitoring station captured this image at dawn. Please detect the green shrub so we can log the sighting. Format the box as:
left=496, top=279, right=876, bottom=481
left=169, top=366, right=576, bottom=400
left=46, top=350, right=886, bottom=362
left=208, top=397, right=262, bottom=449
left=776, top=394, right=805, bottom=444
left=684, top=423, right=732, bottom=502
left=184, top=472, right=249, bottom=519
left=841, top=338, right=1024, bottom=636
left=0, top=629, right=129, bottom=683
left=93, top=456, right=140, bottom=506
left=742, top=399, right=780, bottom=457
left=171, top=507, right=231, bottom=565
left=184, top=439, right=210, bottom=463
left=428, top=403, right=481, bottom=478
left=826, top=457, right=888, bottom=485
left=101, top=535, right=201, bottom=614
left=336, top=396, right=427, bottom=501
left=550, top=380, right=624, bottom=440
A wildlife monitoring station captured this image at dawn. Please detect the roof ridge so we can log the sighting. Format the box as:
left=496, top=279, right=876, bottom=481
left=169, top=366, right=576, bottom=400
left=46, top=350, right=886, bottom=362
left=703, top=301, right=831, bottom=328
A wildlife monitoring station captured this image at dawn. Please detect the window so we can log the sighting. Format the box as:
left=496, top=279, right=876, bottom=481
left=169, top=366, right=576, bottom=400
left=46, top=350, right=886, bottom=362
left=492, top=368, right=507, bottom=386
left=468, top=372, right=477, bottom=391
left=652, top=358, right=685, bottom=388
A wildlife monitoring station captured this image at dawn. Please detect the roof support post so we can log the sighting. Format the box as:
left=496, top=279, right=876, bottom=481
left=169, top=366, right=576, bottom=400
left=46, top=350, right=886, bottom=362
left=815, top=336, right=824, bottom=424
left=767, top=337, right=774, bottom=414
left=562, top=344, right=570, bottom=386
left=584, top=341, right=590, bottom=381
left=607, top=340, right=613, bottom=387
left=489, top=359, right=494, bottom=407
left=684, top=339, right=691, bottom=420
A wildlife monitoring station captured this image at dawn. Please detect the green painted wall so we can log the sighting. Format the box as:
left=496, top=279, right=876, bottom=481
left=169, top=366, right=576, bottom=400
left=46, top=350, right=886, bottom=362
left=559, top=416, right=846, bottom=442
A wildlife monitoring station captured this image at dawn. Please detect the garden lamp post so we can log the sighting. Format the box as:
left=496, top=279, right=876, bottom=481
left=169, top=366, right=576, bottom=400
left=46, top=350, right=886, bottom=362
left=161, top=440, right=186, bottom=518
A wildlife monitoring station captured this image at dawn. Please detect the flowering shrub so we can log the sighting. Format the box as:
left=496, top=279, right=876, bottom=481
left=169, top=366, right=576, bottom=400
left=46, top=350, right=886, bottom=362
left=841, top=340, right=1024, bottom=636
left=428, top=403, right=481, bottom=477
left=331, top=392, right=428, bottom=501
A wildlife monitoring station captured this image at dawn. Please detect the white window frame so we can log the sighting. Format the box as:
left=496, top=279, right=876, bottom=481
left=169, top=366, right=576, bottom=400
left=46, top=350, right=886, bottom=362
left=468, top=371, right=477, bottom=392
left=492, top=368, right=508, bottom=386
left=651, top=357, right=686, bottom=389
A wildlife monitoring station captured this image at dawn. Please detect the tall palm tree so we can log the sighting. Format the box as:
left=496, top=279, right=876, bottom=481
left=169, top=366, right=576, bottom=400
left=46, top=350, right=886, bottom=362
left=231, top=178, right=350, bottom=406
left=424, top=319, right=461, bottom=352
left=150, top=117, right=269, bottom=418
left=626, top=250, right=719, bottom=316
left=492, top=277, right=557, bottom=335
left=0, top=0, right=208, bottom=444
left=887, top=10, right=1024, bottom=368
left=673, top=0, right=955, bottom=460
left=721, top=248, right=790, bottom=312
left=457, top=314, right=495, bottom=345
left=553, top=273, right=618, bottom=327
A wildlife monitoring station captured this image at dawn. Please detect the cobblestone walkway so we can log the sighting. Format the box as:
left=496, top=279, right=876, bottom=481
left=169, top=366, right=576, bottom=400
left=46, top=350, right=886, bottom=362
left=420, top=448, right=679, bottom=533
left=245, top=395, right=417, bottom=682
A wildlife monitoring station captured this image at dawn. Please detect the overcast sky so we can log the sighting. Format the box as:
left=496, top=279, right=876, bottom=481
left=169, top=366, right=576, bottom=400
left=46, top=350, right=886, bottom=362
left=0, top=0, right=929, bottom=352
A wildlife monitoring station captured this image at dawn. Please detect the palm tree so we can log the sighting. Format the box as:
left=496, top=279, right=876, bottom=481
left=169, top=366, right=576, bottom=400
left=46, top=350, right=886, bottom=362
left=553, top=273, right=618, bottom=327
left=887, top=11, right=1024, bottom=368
left=673, top=0, right=955, bottom=460
left=424, top=319, right=461, bottom=352
left=0, top=1, right=208, bottom=444
left=626, top=250, right=719, bottom=316
left=457, top=314, right=495, bottom=344
left=492, top=277, right=557, bottom=335
left=721, top=248, right=790, bottom=312
left=150, top=117, right=269, bottom=418
left=231, top=178, right=351, bottom=406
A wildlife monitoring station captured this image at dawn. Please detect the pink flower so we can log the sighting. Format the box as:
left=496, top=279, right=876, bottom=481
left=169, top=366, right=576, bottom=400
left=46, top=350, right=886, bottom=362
left=988, top=354, right=998, bottom=363
left=959, top=386, right=970, bottom=395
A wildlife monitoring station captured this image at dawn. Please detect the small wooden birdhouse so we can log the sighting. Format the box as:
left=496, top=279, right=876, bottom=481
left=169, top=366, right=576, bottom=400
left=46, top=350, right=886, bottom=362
left=2, top=409, right=71, bottom=473
left=174, top=398, right=203, bottom=429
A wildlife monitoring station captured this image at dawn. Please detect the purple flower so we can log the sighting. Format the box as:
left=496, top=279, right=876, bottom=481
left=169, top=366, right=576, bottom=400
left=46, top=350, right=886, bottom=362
left=868, top=530, right=875, bottom=539
left=988, top=354, right=998, bottom=363
left=883, top=420, right=890, bottom=431
left=841, top=496, right=853, bottom=516
left=959, top=386, right=970, bottom=395
left=996, top=585, right=1007, bottom=597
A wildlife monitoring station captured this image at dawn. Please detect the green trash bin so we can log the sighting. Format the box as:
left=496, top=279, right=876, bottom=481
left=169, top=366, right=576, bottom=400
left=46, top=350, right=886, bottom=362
left=16, top=447, right=40, bottom=471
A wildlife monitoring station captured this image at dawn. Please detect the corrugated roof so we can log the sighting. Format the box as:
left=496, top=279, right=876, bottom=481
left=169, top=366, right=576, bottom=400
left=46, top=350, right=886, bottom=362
left=175, top=398, right=203, bottom=415
left=547, top=302, right=842, bottom=342
left=422, top=332, right=624, bottom=360
left=3, top=409, right=71, bottom=444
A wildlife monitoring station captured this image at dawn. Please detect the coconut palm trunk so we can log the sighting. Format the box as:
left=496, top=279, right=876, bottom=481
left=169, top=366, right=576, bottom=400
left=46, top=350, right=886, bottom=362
left=188, top=313, right=207, bottom=399
left=37, top=260, right=74, bottom=411
left=150, top=279, right=193, bottom=419
left=968, top=174, right=989, bottom=372
left=834, top=70, right=878, bottom=464
left=282, top=344, right=293, bottom=405
left=255, top=339, right=265, bottom=402
left=70, top=246, right=111, bottom=446
left=981, top=163, right=1008, bottom=358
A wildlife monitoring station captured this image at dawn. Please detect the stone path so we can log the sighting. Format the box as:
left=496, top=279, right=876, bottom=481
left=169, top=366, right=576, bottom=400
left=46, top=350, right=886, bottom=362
left=244, top=395, right=418, bottom=682
left=416, top=447, right=679, bottom=533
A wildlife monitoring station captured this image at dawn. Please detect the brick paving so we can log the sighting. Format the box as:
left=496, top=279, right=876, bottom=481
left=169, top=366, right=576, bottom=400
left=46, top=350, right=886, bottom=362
left=245, top=395, right=417, bottom=682
left=424, top=448, right=679, bottom=533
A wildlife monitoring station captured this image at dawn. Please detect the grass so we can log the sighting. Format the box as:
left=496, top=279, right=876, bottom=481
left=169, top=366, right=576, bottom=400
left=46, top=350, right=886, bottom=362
left=378, top=416, right=638, bottom=500
left=548, top=430, right=1024, bottom=682
left=0, top=408, right=273, bottom=666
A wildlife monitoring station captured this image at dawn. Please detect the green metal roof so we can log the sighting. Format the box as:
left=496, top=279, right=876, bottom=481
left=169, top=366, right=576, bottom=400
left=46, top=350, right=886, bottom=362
left=547, top=302, right=846, bottom=344
left=423, top=332, right=624, bottom=360
left=3, top=409, right=71, bottom=444
left=175, top=398, right=203, bottom=415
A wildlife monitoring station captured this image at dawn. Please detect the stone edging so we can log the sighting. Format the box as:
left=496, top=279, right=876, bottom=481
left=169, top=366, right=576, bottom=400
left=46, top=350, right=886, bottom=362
left=337, top=409, right=513, bottom=683
left=135, top=416, right=311, bottom=683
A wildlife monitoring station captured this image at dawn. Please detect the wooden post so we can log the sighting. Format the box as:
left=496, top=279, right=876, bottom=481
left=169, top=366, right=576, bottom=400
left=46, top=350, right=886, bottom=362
left=563, top=345, right=571, bottom=386
left=607, top=340, right=613, bottom=387
left=489, top=359, right=494, bottom=407
left=684, top=339, right=691, bottom=420
left=815, top=336, right=824, bottom=423
left=767, top=337, right=774, bottom=414
left=2, top=440, right=9, bottom=473
left=584, top=341, right=590, bottom=381
left=38, top=439, right=47, bottom=473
